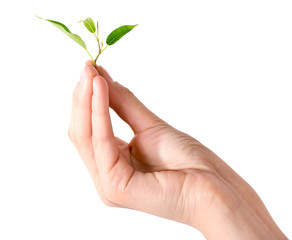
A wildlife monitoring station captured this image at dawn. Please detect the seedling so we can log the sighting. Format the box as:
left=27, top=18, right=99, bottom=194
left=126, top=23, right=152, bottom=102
left=36, top=16, right=138, bottom=65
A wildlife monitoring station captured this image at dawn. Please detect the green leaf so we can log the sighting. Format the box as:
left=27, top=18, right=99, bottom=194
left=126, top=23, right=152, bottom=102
left=106, top=24, right=138, bottom=45
left=78, top=17, right=96, bottom=33
left=36, top=15, right=87, bottom=50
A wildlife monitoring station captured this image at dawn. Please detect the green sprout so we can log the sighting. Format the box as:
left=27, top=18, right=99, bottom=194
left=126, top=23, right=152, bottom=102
left=36, top=16, right=138, bottom=66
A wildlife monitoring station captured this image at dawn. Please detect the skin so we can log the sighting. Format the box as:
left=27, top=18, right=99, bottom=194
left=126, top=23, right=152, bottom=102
left=68, top=61, right=287, bottom=239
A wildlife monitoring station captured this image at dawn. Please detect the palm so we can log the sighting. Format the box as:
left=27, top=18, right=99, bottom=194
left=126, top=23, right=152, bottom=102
left=128, top=124, right=203, bottom=171
left=111, top=123, right=213, bottom=224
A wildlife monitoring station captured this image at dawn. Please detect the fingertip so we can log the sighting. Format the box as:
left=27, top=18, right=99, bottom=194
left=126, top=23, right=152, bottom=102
left=85, top=64, right=100, bottom=78
left=93, top=76, right=108, bottom=96
left=84, top=64, right=92, bottom=74
left=85, top=60, right=94, bottom=66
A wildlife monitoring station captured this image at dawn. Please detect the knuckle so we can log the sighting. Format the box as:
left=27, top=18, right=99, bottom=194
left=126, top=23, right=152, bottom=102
left=123, top=86, right=134, bottom=96
left=114, top=82, right=135, bottom=98
left=124, top=88, right=135, bottom=99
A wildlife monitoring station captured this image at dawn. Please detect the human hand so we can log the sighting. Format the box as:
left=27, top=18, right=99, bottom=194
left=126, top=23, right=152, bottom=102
left=68, top=62, right=287, bottom=240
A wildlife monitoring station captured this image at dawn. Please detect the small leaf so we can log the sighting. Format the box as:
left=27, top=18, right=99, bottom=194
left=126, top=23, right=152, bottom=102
left=36, top=15, right=87, bottom=49
left=79, top=17, right=96, bottom=33
left=106, top=24, right=138, bottom=45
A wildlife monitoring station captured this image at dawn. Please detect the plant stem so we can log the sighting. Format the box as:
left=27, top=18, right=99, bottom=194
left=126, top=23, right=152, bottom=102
left=100, top=45, right=108, bottom=54
left=93, top=45, right=108, bottom=66
left=86, top=34, right=109, bottom=66
left=92, top=33, right=102, bottom=66
left=95, top=33, right=101, bottom=54
left=85, top=49, right=94, bottom=62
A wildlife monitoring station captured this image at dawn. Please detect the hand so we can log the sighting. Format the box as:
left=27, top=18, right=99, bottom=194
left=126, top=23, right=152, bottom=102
left=68, top=62, right=287, bottom=240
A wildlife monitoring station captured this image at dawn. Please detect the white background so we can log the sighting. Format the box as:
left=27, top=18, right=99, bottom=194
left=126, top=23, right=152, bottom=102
left=0, top=0, right=291, bottom=239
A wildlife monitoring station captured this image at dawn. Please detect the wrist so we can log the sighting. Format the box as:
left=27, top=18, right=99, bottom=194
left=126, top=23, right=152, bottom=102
left=185, top=171, right=287, bottom=240
left=197, top=200, right=287, bottom=240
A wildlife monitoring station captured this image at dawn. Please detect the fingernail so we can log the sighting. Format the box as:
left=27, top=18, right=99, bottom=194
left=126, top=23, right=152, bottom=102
left=80, top=69, right=86, bottom=84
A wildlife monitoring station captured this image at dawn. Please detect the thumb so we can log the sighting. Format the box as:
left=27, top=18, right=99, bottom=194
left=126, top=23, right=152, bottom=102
left=96, top=66, right=163, bottom=134
left=91, top=75, right=119, bottom=173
